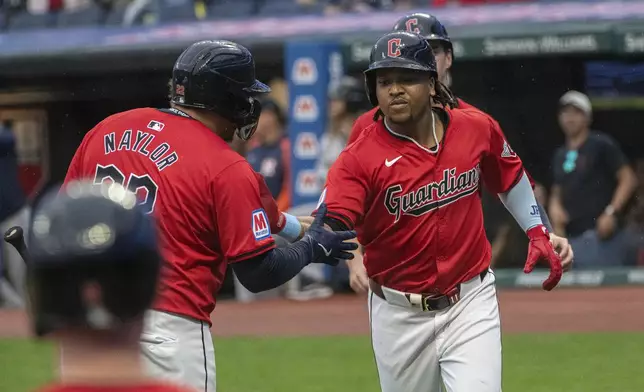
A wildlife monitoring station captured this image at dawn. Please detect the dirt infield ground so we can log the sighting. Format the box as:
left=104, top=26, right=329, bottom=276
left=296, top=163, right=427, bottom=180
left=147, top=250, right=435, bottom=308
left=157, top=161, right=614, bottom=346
left=2, top=287, right=644, bottom=338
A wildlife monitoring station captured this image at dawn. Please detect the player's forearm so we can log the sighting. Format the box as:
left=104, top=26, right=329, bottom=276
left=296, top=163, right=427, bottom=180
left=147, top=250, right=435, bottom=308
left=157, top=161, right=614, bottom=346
left=231, top=240, right=312, bottom=293
left=276, top=212, right=304, bottom=242
left=498, top=171, right=543, bottom=232
left=537, top=202, right=553, bottom=232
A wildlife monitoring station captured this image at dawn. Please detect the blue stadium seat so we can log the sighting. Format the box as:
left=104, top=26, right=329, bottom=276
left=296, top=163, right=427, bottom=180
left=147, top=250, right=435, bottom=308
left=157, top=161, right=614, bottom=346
left=207, top=0, right=256, bottom=20
left=157, top=0, right=197, bottom=23
left=8, top=11, right=57, bottom=31
left=57, top=5, right=107, bottom=27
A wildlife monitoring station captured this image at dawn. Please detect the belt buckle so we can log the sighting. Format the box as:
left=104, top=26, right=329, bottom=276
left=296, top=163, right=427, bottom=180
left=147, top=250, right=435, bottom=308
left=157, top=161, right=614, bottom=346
left=421, top=296, right=434, bottom=312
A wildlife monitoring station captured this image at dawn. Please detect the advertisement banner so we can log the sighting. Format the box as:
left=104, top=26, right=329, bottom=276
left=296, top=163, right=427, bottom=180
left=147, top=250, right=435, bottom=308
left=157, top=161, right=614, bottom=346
left=285, top=41, right=343, bottom=207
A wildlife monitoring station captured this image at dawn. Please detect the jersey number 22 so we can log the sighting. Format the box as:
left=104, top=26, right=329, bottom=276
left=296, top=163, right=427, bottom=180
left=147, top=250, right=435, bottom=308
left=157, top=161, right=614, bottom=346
left=93, top=164, right=159, bottom=214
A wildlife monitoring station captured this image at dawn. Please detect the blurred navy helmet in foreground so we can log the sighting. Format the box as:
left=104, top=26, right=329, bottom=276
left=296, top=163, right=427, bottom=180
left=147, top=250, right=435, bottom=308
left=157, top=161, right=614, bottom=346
left=27, top=181, right=161, bottom=336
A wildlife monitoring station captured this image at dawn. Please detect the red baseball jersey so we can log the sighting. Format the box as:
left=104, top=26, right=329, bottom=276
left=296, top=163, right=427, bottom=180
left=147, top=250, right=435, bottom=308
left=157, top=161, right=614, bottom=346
left=37, top=383, right=195, bottom=392
left=319, top=108, right=525, bottom=293
left=348, top=98, right=536, bottom=188
left=63, top=107, right=276, bottom=324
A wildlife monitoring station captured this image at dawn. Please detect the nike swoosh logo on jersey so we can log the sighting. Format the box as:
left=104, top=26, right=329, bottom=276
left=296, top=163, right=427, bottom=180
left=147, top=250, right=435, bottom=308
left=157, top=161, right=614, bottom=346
left=317, top=243, right=332, bottom=257
left=385, top=156, right=402, bottom=167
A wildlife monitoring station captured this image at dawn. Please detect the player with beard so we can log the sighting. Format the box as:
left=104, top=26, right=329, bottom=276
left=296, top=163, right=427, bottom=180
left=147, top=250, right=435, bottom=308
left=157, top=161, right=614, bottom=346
left=315, top=31, right=562, bottom=392
left=345, top=13, right=573, bottom=293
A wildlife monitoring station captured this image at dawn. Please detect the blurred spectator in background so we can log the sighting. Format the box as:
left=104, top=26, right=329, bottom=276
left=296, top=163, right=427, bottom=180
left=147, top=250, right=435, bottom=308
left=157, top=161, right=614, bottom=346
left=316, top=76, right=370, bottom=187
left=246, top=99, right=291, bottom=212
left=0, top=121, right=27, bottom=308
left=549, top=91, right=638, bottom=268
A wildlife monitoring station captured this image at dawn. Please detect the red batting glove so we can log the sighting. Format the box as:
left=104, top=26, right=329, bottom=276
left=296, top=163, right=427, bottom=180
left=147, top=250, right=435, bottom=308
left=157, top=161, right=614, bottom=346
left=524, top=225, right=563, bottom=291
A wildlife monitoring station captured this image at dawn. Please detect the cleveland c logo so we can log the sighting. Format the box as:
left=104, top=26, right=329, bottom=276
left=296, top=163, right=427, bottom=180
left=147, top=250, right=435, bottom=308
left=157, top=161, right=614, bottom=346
left=387, top=38, right=402, bottom=58
left=405, top=18, right=420, bottom=33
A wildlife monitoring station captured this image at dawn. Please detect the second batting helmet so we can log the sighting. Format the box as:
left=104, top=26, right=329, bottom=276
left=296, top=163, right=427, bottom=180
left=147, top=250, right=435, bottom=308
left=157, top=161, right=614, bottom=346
left=26, top=181, right=161, bottom=336
left=364, top=31, right=438, bottom=107
left=392, top=13, right=453, bottom=56
left=171, top=40, right=271, bottom=141
left=328, top=76, right=371, bottom=113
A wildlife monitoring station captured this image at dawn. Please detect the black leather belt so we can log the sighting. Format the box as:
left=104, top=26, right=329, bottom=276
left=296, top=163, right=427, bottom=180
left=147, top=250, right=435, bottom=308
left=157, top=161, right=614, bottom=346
left=369, top=269, right=488, bottom=311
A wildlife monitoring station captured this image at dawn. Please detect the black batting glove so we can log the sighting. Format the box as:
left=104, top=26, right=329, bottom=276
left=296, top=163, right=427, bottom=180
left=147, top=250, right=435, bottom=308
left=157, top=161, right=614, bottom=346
left=302, top=203, right=358, bottom=266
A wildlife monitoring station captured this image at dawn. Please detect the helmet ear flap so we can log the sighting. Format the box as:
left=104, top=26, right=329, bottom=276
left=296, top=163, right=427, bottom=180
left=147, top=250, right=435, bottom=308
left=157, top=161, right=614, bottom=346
left=364, top=73, right=378, bottom=107
left=234, top=97, right=262, bottom=141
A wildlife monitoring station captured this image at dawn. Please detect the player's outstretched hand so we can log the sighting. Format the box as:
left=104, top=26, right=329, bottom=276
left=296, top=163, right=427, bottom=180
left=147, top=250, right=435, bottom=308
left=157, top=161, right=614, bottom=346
left=304, top=203, right=358, bottom=266
left=524, top=225, right=563, bottom=291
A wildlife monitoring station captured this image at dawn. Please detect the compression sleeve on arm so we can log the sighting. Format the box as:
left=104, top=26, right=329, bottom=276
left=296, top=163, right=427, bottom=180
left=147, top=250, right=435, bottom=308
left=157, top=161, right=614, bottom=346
left=537, top=202, right=553, bottom=232
left=498, top=171, right=543, bottom=232
left=231, top=240, right=312, bottom=293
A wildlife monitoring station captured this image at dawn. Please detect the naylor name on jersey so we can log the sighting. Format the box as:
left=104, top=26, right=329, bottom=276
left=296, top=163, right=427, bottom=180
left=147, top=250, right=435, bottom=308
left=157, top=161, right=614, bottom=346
left=385, top=165, right=481, bottom=223
left=104, top=130, right=179, bottom=171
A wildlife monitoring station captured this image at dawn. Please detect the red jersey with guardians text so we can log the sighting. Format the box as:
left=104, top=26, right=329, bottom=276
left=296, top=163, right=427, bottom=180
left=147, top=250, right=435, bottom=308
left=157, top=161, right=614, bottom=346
left=63, top=108, right=275, bottom=325
left=319, top=109, right=525, bottom=294
left=37, top=383, right=195, bottom=392
left=347, top=98, right=535, bottom=187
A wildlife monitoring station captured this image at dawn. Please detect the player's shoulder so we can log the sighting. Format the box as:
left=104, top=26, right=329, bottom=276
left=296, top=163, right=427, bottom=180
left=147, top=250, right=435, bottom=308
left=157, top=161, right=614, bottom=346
left=449, top=105, right=494, bottom=126
left=345, top=119, right=381, bottom=153
left=212, top=152, right=255, bottom=181
left=355, top=107, right=379, bottom=127
left=454, top=98, right=497, bottom=121
left=99, top=107, right=159, bottom=125
left=348, top=107, right=379, bottom=143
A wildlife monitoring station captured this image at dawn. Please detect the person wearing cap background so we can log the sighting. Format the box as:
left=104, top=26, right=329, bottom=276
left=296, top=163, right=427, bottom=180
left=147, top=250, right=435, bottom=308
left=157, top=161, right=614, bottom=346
left=549, top=90, right=638, bottom=268
left=316, top=75, right=371, bottom=187
left=246, top=98, right=291, bottom=212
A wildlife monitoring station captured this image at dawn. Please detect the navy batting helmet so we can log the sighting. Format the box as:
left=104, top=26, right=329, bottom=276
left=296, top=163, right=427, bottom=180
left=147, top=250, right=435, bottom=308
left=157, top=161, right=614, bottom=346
left=171, top=40, right=271, bottom=141
left=392, top=13, right=453, bottom=57
left=364, top=31, right=438, bottom=107
left=328, top=76, right=370, bottom=113
left=26, top=181, right=161, bottom=336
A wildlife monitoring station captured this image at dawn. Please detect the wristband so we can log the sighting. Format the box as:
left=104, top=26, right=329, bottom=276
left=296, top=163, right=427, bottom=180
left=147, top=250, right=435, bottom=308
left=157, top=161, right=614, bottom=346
left=278, top=213, right=302, bottom=242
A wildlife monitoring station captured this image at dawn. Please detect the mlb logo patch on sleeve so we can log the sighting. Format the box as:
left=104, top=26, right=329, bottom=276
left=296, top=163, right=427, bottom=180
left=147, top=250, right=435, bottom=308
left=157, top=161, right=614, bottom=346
left=251, top=209, right=271, bottom=240
left=147, top=121, right=165, bottom=132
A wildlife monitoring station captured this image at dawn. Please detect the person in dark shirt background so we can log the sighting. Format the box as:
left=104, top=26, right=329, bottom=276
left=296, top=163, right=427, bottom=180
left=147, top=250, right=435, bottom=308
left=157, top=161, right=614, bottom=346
left=549, top=91, right=638, bottom=268
left=246, top=99, right=291, bottom=212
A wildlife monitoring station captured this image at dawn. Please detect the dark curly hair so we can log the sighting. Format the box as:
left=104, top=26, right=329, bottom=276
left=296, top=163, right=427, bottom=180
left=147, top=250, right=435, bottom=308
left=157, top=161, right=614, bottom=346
left=434, top=80, right=458, bottom=109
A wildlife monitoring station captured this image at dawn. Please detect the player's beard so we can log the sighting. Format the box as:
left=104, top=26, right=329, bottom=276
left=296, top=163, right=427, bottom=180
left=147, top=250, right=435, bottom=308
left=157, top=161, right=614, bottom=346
left=387, top=113, right=412, bottom=125
left=386, top=102, right=425, bottom=126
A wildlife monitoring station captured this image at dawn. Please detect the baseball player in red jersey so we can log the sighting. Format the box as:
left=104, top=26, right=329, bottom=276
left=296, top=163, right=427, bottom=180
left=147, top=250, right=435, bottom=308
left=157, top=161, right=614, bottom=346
left=62, top=40, right=357, bottom=392
left=21, top=182, right=195, bottom=392
left=345, top=13, right=573, bottom=294
left=315, top=31, right=562, bottom=392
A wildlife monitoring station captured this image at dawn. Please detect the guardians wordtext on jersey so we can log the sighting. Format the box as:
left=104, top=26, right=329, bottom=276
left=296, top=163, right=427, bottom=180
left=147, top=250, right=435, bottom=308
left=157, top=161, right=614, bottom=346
left=103, top=130, right=179, bottom=171
left=385, top=165, right=480, bottom=223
